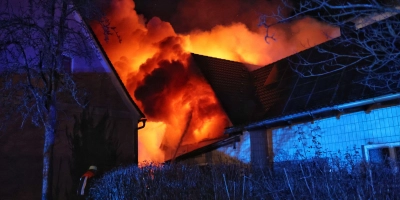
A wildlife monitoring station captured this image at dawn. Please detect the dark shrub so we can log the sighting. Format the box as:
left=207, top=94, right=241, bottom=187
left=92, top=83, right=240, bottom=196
left=89, top=160, right=399, bottom=199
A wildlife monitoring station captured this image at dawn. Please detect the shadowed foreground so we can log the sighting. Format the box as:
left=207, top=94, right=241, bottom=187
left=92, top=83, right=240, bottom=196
left=89, top=160, right=399, bottom=199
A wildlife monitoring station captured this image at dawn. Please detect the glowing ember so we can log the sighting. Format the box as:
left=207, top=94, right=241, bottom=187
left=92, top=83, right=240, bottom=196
left=92, top=0, right=339, bottom=163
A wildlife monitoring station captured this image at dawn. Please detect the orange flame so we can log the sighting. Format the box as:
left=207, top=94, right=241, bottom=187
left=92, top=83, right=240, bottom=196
left=92, top=0, right=339, bottom=163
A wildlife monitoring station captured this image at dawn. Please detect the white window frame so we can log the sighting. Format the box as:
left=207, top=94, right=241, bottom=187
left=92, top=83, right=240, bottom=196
left=363, top=141, right=400, bottom=162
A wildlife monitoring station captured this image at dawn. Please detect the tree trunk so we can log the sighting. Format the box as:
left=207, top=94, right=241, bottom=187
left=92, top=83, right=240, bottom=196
left=42, top=103, right=57, bottom=200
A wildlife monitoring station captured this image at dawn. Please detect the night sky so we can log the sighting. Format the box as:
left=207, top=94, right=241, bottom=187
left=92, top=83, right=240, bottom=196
left=133, top=0, right=282, bottom=34
left=134, top=0, right=180, bottom=21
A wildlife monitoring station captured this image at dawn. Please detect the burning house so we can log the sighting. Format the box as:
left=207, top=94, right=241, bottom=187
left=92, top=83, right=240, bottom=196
left=91, top=0, right=400, bottom=167
left=92, top=0, right=341, bottom=163
left=171, top=14, right=400, bottom=168
left=180, top=48, right=400, bottom=167
left=2, top=0, right=399, bottom=198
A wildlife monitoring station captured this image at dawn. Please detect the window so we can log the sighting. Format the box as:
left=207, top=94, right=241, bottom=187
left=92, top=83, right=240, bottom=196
left=364, top=142, right=400, bottom=172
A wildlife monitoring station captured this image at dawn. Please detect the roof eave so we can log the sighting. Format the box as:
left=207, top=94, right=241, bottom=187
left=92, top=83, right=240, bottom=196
left=225, top=92, right=400, bottom=134
left=72, top=10, right=146, bottom=119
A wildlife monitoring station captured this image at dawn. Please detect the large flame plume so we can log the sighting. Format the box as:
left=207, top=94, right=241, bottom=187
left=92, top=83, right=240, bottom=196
left=92, top=0, right=339, bottom=163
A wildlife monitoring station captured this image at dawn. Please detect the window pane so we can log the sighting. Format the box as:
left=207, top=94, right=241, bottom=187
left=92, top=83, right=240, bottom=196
left=368, top=148, right=389, bottom=164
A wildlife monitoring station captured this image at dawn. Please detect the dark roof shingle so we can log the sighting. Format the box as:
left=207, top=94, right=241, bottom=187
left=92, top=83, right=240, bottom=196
left=191, top=54, right=264, bottom=125
left=192, top=37, right=398, bottom=127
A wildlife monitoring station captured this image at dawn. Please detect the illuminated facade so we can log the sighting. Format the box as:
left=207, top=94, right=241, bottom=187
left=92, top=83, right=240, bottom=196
left=176, top=38, right=400, bottom=169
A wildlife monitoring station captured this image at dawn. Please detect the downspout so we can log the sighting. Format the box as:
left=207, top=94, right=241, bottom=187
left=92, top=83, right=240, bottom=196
left=134, top=118, right=147, bottom=165
left=138, top=118, right=147, bottom=130
left=225, top=93, right=400, bottom=134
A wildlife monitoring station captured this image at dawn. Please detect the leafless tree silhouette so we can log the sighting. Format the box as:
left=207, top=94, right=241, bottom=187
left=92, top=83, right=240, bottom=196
left=260, top=0, right=400, bottom=91
left=0, top=0, right=111, bottom=199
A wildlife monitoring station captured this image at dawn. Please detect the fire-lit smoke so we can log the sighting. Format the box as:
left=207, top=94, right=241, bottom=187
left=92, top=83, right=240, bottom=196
left=182, top=17, right=340, bottom=70
left=92, top=0, right=339, bottom=163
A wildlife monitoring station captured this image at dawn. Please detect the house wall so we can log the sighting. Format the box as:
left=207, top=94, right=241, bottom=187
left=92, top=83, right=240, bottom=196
left=271, top=105, right=400, bottom=163
left=217, top=133, right=251, bottom=164
left=212, top=130, right=268, bottom=168
left=0, top=108, right=139, bottom=200
left=179, top=133, right=251, bottom=165
left=204, top=104, right=400, bottom=168
left=71, top=55, right=109, bottom=73
left=250, top=129, right=269, bottom=168
left=0, top=1, right=143, bottom=199
left=0, top=72, right=142, bottom=200
left=182, top=130, right=268, bottom=167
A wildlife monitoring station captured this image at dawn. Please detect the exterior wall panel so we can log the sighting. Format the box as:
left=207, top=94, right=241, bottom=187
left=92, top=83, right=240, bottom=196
left=271, top=105, right=400, bottom=162
left=216, top=133, right=251, bottom=164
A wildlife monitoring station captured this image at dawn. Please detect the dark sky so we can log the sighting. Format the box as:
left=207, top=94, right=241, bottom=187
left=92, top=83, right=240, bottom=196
left=133, top=0, right=282, bottom=34
left=134, top=0, right=180, bottom=20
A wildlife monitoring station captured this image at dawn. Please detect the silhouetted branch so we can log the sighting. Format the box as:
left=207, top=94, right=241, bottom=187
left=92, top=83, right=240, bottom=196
left=0, top=0, right=113, bottom=199
left=260, top=0, right=400, bottom=91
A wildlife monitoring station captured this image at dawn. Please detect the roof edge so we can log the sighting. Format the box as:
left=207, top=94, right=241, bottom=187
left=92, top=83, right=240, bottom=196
left=164, top=135, right=240, bottom=163
left=225, top=92, right=400, bottom=134
left=73, top=11, right=145, bottom=119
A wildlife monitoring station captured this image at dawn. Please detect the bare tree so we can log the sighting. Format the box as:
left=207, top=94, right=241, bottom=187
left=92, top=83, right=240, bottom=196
left=260, top=0, right=400, bottom=90
left=0, top=0, right=110, bottom=199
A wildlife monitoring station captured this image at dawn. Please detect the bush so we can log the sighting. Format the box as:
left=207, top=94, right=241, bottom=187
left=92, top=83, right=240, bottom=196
left=88, top=159, right=399, bottom=200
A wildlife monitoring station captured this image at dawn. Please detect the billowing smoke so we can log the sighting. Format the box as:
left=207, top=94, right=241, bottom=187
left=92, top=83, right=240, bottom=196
left=92, top=0, right=339, bottom=162
left=133, top=37, right=191, bottom=120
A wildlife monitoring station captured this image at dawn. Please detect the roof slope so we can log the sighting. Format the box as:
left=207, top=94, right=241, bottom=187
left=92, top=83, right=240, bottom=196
left=192, top=36, right=398, bottom=129
left=76, top=12, right=145, bottom=119
left=253, top=39, right=373, bottom=117
left=192, top=54, right=264, bottom=125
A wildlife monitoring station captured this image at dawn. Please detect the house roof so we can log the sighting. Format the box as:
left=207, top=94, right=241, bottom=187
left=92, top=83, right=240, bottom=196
left=165, top=135, right=240, bottom=163
left=251, top=39, right=378, bottom=118
left=177, top=6, right=400, bottom=163
left=192, top=35, right=399, bottom=131
left=75, top=12, right=146, bottom=119
left=192, top=54, right=264, bottom=125
left=287, top=0, right=397, bottom=25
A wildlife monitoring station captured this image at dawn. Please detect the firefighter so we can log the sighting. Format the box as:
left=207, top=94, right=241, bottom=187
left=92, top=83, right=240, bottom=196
left=77, top=165, right=97, bottom=198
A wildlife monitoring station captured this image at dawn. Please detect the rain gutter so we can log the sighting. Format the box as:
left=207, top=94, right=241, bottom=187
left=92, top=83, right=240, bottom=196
left=138, top=118, right=147, bottom=130
left=224, top=93, right=400, bottom=134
